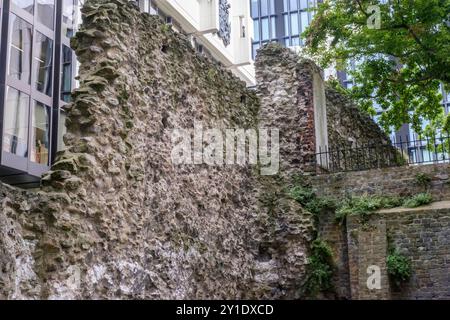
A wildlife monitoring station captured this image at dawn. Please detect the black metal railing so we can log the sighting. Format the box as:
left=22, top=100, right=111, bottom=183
left=315, top=134, right=450, bottom=173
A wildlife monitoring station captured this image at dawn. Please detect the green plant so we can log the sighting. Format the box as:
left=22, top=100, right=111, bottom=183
left=305, top=0, right=450, bottom=134
left=387, top=249, right=412, bottom=288
left=402, top=193, right=433, bottom=208
left=335, top=195, right=403, bottom=223
left=289, top=185, right=315, bottom=206
left=305, top=196, right=338, bottom=216
left=414, top=173, right=432, bottom=191
left=302, top=239, right=334, bottom=297
left=289, top=183, right=338, bottom=218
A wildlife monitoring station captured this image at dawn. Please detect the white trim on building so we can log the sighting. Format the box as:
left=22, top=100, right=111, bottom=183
left=141, top=0, right=256, bottom=86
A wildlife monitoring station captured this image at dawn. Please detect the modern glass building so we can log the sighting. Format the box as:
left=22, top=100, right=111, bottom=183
left=0, top=0, right=81, bottom=187
left=250, top=0, right=316, bottom=59
left=1, top=0, right=254, bottom=187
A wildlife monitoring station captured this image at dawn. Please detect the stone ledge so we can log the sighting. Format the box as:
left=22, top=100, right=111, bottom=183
left=378, top=200, right=450, bottom=214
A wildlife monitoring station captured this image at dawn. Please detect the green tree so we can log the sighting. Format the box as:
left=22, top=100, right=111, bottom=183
left=304, top=0, right=450, bottom=134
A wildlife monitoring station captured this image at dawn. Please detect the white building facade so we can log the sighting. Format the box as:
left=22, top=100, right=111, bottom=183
left=138, top=0, right=256, bottom=86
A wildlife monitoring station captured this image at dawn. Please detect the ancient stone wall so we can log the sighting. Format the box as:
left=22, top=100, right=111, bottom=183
left=311, top=163, right=450, bottom=201
left=0, top=0, right=318, bottom=300
left=254, top=43, right=400, bottom=174
left=324, top=87, right=401, bottom=172
left=313, top=164, right=450, bottom=300
left=1, top=0, right=445, bottom=301
left=347, top=205, right=450, bottom=300
left=255, top=43, right=321, bottom=174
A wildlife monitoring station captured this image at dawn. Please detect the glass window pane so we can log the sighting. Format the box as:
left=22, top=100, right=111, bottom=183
left=62, top=0, right=75, bottom=38
left=290, top=13, right=299, bottom=35
left=3, top=87, right=29, bottom=157
left=9, top=14, right=33, bottom=84
left=300, top=11, right=309, bottom=33
left=34, top=32, right=53, bottom=96
left=57, top=111, right=67, bottom=151
left=253, top=19, right=260, bottom=41
left=270, top=17, right=276, bottom=39
left=251, top=0, right=258, bottom=18
left=289, top=0, right=298, bottom=11
left=284, top=14, right=289, bottom=36
left=300, top=0, right=308, bottom=10
left=61, top=45, right=73, bottom=102
left=291, top=36, right=300, bottom=46
left=283, top=0, right=288, bottom=12
left=37, top=0, right=55, bottom=30
left=260, top=0, right=268, bottom=16
left=31, top=101, right=50, bottom=165
left=269, top=0, right=275, bottom=15
left=252, top=43, right=260, bottom=59
left=261, top=17, right=269, bottom=40
left=12, top=0, right=34, bottom=14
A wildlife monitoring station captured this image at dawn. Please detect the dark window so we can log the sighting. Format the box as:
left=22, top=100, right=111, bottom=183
left=9, top=14, right=33, bottom=83
left=30, top=100, right=51, bottom=165
left=61, top=45, right=73, bottom=102
left=34, top=32, right=53, bottom=96
left=3, top=87, right=30, bottom=157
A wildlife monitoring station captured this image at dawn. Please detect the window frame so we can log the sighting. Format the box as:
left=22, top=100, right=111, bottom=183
left=251, top=0, right=279, bottom=59
left=1, top=0, right=57, bottom=177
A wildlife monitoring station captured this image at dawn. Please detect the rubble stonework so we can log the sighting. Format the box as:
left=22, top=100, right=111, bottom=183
left=325, top=87, right=401, bottom=171
left=1, top=0, right=440, bottom=301
left=255, top=44, right=323, bottom=173
left=0, top=0, right=315, bottom=299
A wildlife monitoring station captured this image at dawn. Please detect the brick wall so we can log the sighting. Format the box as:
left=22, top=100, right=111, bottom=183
left=315, top=164, right=450, bottom=300
left=384, top=205, right=450, bottom=299
left=318, top=209, right=351, bottom=299
left=311, top=163, right=450, bottom=201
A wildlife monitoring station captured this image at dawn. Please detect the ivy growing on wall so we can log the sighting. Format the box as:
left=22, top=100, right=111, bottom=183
left=387, top=249, right=412, bottom=289
left=301, top=239, right=334, bottom=298
left=288, top=176, right=336, bottom=298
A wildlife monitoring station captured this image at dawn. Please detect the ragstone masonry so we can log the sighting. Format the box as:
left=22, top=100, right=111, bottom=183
left=0, top=0, right=317, bottom=299
left=255, top=44, right=324, bottom=174
left=1, top=0, right=445, bottom=301
left=325, top=87, right=401, bottom=171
